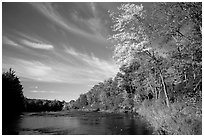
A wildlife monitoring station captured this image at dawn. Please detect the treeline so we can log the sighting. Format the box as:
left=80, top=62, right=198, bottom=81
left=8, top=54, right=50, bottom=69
left=66, top=71, right=146, bottom=112
left=67, top=56, right=201, bottom=113
left=65, top=77, right=124, bottom=112
left=67, top=2, right=202, bottom=135
left=24, top=98, right=65, bottom=112
left=2, top=68, right=65, bottom=114
left=2, top=69, right=66, bottom=134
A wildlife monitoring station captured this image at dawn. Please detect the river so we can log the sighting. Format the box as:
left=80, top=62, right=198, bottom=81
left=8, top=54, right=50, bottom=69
left=3, top=111, right=153, bottom=135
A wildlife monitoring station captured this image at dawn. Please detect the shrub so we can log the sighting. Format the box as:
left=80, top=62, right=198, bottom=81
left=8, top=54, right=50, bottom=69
left=137, top=98, right=202, bottom=135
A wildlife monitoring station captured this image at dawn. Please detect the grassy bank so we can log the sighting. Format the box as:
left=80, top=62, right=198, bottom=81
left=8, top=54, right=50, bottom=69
left=137, top=97, right=202, bottom=135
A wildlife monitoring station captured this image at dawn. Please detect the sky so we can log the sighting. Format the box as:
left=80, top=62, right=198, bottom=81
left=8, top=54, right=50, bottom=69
left=2, top=2, right=157, bottom=102
left=2, top=2, right=126, bottom=101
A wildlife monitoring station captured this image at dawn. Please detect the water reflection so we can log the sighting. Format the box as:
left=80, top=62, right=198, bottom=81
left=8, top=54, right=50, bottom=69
left=4, top=112, right=152, bottom=135
left=2, top=115, right=22, bottom=134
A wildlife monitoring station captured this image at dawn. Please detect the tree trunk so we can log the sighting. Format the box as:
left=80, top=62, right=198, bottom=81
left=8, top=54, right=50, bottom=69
left=193, top=78, right=202, bottom=92
left=155, top=87, right=158, bottom=99
left=159, top=71, right=170, bottom=107
left=144, top=50, right=170, bottom=106
left=193, top=72, right=196, bottom=80
left=148, top=81, right=155, bottom=94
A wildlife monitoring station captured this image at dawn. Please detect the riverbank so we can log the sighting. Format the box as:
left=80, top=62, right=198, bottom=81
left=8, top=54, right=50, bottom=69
left=23, top=110, right=138, bottom=118
left=136, top=99, right=202, bottom=135
left=23, top=97, right=202, bottom=135
left=66, top=98, right=202, bottom=135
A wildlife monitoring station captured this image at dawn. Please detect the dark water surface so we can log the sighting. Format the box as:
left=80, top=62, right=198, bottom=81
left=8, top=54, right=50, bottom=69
left=4, top=111, right=153, bottom=135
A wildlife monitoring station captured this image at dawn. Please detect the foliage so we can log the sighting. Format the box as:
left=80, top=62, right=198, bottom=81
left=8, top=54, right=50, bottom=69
left=2, top=68, right=25, bottom=134
left=137, top=98, right=202, bottom=135
left=24, top=98, right=64, bottom=112
left=109, top=3, right=173, bottom=107
left=2, top=68, right=25, bottom=117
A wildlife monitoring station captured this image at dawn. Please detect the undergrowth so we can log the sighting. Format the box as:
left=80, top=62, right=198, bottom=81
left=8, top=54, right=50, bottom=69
left=137, top=97, right=202, bottom=135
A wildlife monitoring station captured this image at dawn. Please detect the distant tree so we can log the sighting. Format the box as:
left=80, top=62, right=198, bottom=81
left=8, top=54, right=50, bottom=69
left=24, top=98, right=64, bottom=112
left=79, top=94, right=88, bottom=106
left=2, top=68, right=24, bottom=117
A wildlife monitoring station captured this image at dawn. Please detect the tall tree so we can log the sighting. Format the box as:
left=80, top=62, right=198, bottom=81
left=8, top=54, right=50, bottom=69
left=109, top=3, right=170, bottom=107
left=109, top=2, right=202, bottom=107
left=151, top=2, right=202, bottom=96
left=2, top=68, right=25, bottom=116
left=2, top=68, right=25, bottom=134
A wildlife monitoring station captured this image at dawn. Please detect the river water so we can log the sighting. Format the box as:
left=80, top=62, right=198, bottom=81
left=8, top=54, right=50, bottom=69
left=3, top=111, right=153, bottom=135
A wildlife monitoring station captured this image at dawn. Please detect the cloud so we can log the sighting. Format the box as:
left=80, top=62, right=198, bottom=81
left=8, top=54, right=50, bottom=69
left=65, top=47, right=118, bottom=78
left=21, top=39, right=54, bottom=50
left=65, top=47, right=80, bottom=56
left=71, top=7, right=105, bottom=38
left=2, top=36, right=22, bottom=48
left=3, top=58, right=63, bottom=83
left=30, top=90, right=57, bottom=93
left=30, top=3, right=107, bottom=41
left=71, top=3, right=110, bottom=39
left=90, top=2, right=96, bottom=16
left=87, top=18, right=105, bottom=38
left=30, top=3, right=92, bottom=38
left=25, top=62, right=52, bottom=77
left=3, top=44, right=118, bottom=85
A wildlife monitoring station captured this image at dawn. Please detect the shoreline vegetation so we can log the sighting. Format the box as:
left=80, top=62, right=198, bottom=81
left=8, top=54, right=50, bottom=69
left=61, top=98, right=202, bottom=135
left=22, top=97, right=202, bottom=135
left=2, top=2, right=202, bottom=135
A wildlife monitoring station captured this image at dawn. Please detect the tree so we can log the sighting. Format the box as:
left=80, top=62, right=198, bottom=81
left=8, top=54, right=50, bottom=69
left=79, top=94, right=88, bottom=106
left=151, top=3, right=202, bottom=98
left=109, top=2, right=202, bottom=107
left=109, top=3, right=171, bottom=107
left=2, top=68, right=25, bottom=117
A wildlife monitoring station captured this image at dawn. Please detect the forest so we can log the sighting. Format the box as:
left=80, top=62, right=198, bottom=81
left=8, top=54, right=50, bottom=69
left=65, top=2, right=202, bottom=135
left=2, top=2, right=202, bottom=135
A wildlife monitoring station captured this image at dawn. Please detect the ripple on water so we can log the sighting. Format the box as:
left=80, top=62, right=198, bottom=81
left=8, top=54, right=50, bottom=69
left=7, top=112, right=153, bottom=135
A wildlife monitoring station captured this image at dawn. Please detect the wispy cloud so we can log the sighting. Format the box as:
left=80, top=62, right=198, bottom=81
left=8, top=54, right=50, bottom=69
left=65, top=47, right=118, bottom=78
left=65, top=47, right=80, bottom=56
left=3, top=58, right=63, bottom=83
left=2, top=36, right=22, bottom=48
left=21, top=39, right=54, bottom=50
left=15, top=32, right=54, bottom=50
left=3, top=45, right=118, bottom=85
left=71, top=4, right=106, bottom=38
left=30, top=90, right=57, bottom=93
left=30, top=3, right=107, bottom=41
left=30, top=3, right=90, bottom=37
left=90, top=2, right=96, bottom=16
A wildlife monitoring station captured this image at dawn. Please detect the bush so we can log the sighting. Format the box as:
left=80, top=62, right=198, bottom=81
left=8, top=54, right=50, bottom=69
left=137, top=98, right=202, bottom=135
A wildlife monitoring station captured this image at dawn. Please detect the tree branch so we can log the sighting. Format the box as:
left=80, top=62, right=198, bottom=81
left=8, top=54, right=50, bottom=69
left=193, top=78, right=202, bottom=92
